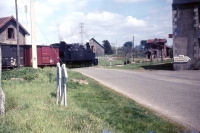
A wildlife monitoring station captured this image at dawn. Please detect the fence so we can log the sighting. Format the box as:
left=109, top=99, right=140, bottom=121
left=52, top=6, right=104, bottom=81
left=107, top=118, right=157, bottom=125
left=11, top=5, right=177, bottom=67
left=56, top=63, right=68, bottom=106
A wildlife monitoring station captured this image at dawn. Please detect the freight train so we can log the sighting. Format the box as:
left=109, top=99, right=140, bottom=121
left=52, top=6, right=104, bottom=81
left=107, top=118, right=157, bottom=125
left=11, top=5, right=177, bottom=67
left=1, top=41, right=98, bottom=68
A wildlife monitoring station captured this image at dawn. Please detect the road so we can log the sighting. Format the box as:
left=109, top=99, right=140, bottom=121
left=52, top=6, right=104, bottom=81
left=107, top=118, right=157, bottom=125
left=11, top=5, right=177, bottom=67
left=72, top=67, right=200, bottom=131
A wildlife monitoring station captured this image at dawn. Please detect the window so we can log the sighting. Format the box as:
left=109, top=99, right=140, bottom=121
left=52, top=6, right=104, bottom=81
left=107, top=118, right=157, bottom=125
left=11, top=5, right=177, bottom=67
left=7, top=28, right=15, bottom=39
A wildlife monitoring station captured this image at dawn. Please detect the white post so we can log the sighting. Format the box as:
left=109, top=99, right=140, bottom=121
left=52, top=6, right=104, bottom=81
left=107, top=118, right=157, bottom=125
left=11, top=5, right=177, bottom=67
left=56, top=63, right=61, bottom=104
left=30, top=0, right=38, bottom=68
left=61, top=64, right=68, bottom=106
left=0, top=45, right=5, bottom=116
left=0, top=88, right=5, bottom=116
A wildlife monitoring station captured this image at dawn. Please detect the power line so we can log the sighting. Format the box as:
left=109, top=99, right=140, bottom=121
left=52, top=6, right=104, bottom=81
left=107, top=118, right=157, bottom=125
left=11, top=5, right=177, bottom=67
left=137, top=6, right=171, bottom=19
left=157, top=0, right=172, bottom=5
left=35, top=21, right=63, bottom=63
left=19, top=0, right=63, bottom=64
left=20, top=0, right=25, bottom=5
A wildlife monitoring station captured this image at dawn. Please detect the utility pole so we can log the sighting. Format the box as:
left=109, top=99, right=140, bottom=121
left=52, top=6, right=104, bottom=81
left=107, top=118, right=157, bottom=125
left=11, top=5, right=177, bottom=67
left=116, top=41, right=118, bottom=55
left=132, top=35, right=134, bottom=62
left=25, top=0, right=28, bottom=30
left=79, top=23, right=84, bottom=44
left=15, top=0, right=20, bottom=68
left=30, top=0, right=38, bottom=69
left=25, top=0, right=28, bottom=44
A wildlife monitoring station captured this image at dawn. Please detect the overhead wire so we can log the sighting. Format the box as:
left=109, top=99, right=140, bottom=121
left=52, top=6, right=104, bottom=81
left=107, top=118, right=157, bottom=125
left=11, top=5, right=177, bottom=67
left=20, top=0, right=25, bottom=5
left=157, top=0, right=172, bottom=5
left=35, top=22, right=63, bottom=63
left=19, top=0, right=172, bottom=48
left=19, top=0, right=63, bottom=64
left=137, top=6, right=171, bottom=19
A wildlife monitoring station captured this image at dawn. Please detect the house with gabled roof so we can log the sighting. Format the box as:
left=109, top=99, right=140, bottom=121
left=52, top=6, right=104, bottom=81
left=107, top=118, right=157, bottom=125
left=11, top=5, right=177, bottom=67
left=89, top=38, right=105, bottom=57
left=0, top=16, right=29, bottom=44
left=145, top=38, right=167, bottom=60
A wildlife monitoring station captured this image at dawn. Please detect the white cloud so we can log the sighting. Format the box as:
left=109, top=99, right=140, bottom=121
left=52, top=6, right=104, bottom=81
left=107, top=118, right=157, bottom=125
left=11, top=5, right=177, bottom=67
left=35, top=1, right=54, bottom=18
left=57, top=11, right=150, bottom=44
left=0, top=0, right=173, bottom=46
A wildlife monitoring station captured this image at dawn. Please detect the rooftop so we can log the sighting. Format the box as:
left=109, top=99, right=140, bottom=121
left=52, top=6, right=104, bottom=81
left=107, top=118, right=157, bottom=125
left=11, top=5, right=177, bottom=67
left=0, top=16, right=29, bottom=35
left=147, top=38, right=167, bottom=44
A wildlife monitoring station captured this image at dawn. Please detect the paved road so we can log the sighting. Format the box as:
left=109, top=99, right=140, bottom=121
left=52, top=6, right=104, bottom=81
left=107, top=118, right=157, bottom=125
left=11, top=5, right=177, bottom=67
left=72, top=67, right=200, bottom=131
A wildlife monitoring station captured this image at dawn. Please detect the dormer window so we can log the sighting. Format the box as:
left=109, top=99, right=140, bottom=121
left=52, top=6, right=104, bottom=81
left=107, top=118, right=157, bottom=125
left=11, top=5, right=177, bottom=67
left=7, top=28, right=15, bottom=39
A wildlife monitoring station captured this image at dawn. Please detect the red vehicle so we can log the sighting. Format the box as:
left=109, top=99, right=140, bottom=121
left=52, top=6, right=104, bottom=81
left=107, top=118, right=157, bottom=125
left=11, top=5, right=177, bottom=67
left=24, top=45, right=59, bottom=67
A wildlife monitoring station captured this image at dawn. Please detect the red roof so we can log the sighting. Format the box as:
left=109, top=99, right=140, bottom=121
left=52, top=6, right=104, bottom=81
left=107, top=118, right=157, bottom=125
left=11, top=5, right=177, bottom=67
left=147, top=38, right=167, bottom=44
left=0, top=16, right=30, bottom=35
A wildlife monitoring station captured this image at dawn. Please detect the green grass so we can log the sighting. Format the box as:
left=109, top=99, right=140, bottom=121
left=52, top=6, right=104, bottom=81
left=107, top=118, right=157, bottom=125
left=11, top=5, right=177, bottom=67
left=98, top=57, right=173, bottom=70
left=0, top=67, right=186, bottom=133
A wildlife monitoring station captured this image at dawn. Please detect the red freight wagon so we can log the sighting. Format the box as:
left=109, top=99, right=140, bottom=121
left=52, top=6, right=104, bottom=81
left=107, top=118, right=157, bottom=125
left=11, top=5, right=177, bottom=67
left=24, top=45, right=59, bottom=67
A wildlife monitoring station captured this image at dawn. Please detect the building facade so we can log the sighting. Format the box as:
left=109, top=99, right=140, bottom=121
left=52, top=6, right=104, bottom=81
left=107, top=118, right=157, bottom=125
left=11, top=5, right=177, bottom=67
left=145, top=38, right=167, bottom=60
left=89, top=38, right=105, bottom=57
left=173, top=0, right=200, bottom=70
left=0, top=16, right=29, bottom=44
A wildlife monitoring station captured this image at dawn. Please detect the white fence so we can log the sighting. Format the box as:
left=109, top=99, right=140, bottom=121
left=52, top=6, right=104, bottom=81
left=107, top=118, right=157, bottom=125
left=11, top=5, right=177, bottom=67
left=56, top=63, right=68, bottom=106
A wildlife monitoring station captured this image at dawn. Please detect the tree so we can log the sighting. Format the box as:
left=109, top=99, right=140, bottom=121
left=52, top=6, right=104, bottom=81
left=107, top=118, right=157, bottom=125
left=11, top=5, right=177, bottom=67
left=102, top=40, right=113, bottom=55
left=140, top=40, right=148, bottom=50
left=123, top=41, right=133, bottom=64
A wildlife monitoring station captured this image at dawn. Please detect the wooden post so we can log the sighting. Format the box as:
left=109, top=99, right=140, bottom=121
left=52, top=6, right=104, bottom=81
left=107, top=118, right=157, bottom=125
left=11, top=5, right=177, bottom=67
left=56, top=63, right=61, bottom=104
left=161, top=46, right=163, bottom=62
left=15, top=0, right=20, bottom=68
left=150, top=53, right=153, bottom=62
left=61, top=64, right=68, bottom=106
left=132, top=35, right=134, bottom=62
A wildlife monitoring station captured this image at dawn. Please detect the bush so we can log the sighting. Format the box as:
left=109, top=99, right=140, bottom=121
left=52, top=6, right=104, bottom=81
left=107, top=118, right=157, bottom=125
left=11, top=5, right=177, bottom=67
left=2, top=67, right=38, bottom=81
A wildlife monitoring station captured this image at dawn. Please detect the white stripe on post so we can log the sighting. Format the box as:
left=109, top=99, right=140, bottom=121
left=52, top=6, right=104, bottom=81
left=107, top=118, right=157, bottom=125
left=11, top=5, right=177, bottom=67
left=56, top=63, right=61, bottom=104
left=61, top=64, right=68, bottom=106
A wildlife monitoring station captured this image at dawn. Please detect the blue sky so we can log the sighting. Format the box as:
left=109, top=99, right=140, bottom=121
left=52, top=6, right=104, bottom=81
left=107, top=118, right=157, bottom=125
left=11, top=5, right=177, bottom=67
left=0, top=0, right=173, bottom=46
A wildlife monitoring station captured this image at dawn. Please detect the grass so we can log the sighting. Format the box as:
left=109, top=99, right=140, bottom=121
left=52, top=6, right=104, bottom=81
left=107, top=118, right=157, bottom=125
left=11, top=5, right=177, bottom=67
left=0, top=67, right=186, bottom=133
left=98, top=57, right=173, bottom=70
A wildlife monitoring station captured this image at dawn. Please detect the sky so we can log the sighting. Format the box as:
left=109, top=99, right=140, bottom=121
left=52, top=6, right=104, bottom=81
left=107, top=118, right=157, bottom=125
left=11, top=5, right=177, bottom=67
left=0, top=0, right=173, bottom=47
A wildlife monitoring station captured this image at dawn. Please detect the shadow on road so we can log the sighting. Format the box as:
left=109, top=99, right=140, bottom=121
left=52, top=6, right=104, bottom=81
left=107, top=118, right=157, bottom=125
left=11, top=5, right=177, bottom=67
left=142, top=63, right=174, bottom=71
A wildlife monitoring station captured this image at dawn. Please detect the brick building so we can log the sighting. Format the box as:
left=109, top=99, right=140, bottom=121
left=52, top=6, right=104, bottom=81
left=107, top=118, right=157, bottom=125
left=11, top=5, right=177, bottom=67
left=0, top=16, right=29, bottom=44
left=172, top=0, right=200, bottom=70
left=145, top=38, right=167, bottom=60
left=89, top=38, right=105, bottom=57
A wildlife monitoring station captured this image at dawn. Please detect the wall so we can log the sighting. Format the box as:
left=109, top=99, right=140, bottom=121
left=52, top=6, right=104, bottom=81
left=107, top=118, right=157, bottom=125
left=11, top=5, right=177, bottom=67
left=146, top=44, right=166, bottom=59
left=173, top=3, right=200, bottom=70
left=0, top=20, right=26, bottom=44
left=89, top=39, right=105, bottom=57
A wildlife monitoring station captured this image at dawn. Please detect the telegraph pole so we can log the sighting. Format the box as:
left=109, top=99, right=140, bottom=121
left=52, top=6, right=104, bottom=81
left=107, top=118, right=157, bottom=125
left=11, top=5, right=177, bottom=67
left=132, top=35, right=134, bottom=62
left=15, top=0, right=20, bottom=68
left=25, top=0, right=28, bottom=44
left=30, top=0, right=38, bottom=68
left=25, top=0, right=28, bottom=30
left=116, top=41, right=118, bottom=55
left=79, top=23, right=84, bottom=44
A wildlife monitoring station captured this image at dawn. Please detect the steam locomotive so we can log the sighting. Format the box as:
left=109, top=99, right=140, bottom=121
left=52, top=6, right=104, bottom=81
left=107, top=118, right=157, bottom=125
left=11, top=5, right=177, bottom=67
left=1, top=41, right=98, bottom=68
left=51, top=41, right=98, bottom=67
